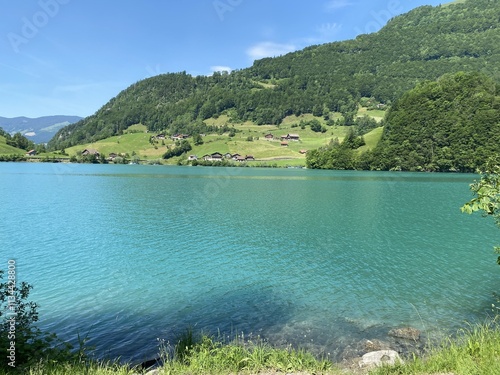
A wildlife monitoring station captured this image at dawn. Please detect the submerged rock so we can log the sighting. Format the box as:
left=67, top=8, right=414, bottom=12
left=388, top=327, right=421, bottom=341
left=340, top=338, right=393, bottom=360
left=360, top=338, right=391, bottom=352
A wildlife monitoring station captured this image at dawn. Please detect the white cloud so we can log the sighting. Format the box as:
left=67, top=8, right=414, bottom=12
left=210, top=65, right=233, bottom=74
left=246, top=42, right=297, bottom=61
left=324, top=0, right=353, bottom=12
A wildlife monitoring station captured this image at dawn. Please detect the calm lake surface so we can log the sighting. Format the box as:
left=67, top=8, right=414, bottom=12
left=1, top=163, right=499, bottom=363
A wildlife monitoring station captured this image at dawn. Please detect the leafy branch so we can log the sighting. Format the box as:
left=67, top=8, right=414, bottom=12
left=461, top=157, right=500, bottom=264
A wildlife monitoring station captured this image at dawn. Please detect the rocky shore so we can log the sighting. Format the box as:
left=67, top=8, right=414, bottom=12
left=136, top=326, right=427, bottom=374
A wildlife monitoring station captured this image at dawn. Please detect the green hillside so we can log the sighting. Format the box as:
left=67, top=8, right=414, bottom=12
left=48, top=0, right=500, bottom=153
left=308, top=71, right=500, bottom=171
left=0, top=136, right=25, bottom=155
left=65, top=113, right=384, bottom=166
left=368, top=71, right=500, bottom=172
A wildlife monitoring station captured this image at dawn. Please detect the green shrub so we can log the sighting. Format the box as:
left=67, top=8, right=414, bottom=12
left=0, top=271, right=81, bottom=372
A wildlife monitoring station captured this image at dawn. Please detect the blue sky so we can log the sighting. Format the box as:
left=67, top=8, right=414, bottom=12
left=1, top=0, right=448, bottom=118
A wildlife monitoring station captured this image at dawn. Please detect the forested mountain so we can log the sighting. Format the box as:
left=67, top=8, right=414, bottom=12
left=48, top=0, right=500, bottom=151
left=307, top=71, right=500, bottom=172
left=0, top=116, right=82, bottom=144
left=366, top=71, right=500, bottom=172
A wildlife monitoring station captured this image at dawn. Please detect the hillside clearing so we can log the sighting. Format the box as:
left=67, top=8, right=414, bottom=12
left=60, top=110, right=384, bottom=165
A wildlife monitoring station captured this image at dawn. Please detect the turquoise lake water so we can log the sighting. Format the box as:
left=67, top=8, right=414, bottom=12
left=1, top=163, right=499, bottom=363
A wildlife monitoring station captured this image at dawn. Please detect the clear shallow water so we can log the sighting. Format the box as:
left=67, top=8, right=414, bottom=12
left=1, top=163, right=499, bottom=363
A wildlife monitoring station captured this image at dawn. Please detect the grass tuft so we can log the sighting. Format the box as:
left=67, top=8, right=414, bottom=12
left=157, top=332, right=333, bottom=375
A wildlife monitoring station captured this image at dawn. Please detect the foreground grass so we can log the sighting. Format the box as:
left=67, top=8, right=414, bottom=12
left=22, top=362, right=133, bottom=375
left=371, top=320, right=500, bottom=375
left=156, top=334, right=335, bottom=375
left=16, top=335, right=336, bottom=375
left=6, top=321, right=500, bottom=375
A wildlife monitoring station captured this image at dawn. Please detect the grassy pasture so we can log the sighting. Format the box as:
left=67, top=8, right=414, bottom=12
left=358, top=126, right=384, bottom=153
left=357, top=107, right=386, bottom=122
left=65, top=131, right=169, bottom=160
left=60, top=109, right=384, bottom=165
left=0, top=136, right=25, bottom=155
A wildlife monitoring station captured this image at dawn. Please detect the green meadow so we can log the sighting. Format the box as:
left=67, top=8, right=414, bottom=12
left=0, top=109, right=384, bottom=163
left=357, top=107, right=386, bottom=122
left=0, top=136, right=25, bottom=155
left=357, top=126, right=384, bottom=154
left=62, top=111, right=384, bottom=166
left=64, top=125, right=165, bottom=160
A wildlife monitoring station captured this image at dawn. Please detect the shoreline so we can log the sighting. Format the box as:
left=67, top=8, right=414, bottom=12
left=0, top=158, right=477, bottom=174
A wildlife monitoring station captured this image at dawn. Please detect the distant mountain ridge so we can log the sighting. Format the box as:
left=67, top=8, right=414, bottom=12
left=0, top=115, right=82, bottom=144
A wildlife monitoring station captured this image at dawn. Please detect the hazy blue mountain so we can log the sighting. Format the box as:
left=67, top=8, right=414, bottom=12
left=0, top=115, right=82, bottom=144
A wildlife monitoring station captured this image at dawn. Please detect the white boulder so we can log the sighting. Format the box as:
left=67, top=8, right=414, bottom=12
left=359, top=350, right=402, bottom=368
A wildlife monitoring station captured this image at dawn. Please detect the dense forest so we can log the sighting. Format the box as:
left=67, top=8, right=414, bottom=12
left=48, top=0, right=500, bottom=170
left=369, top=71, right=500, bottom=172
left=307, top=71, right=500, bottom=172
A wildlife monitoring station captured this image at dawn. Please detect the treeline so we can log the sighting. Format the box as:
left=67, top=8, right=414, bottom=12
left=48, top=0, right=500, bottom=151
left=0, top=154, right=27, bottom=162
left=307, top=71, right=500, bottom=172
